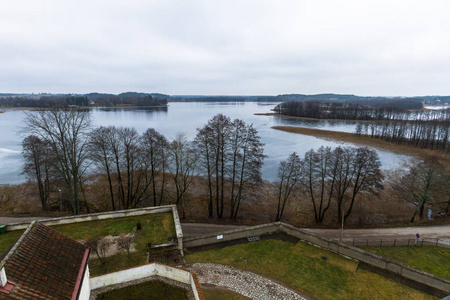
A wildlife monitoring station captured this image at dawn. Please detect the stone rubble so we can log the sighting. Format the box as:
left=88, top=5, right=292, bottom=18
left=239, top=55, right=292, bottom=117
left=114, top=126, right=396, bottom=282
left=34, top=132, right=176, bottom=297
left=189, top=263, right=305, bottom=300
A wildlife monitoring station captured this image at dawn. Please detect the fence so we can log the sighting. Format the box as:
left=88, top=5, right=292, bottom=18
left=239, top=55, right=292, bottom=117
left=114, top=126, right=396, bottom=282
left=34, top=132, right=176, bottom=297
left=349, top=238, right=449, bottom=248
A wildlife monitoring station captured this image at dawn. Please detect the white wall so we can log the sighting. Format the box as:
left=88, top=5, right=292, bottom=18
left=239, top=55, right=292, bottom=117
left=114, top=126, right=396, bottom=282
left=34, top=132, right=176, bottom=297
left=78, top=266, right=91, bottom=300
left=89, top=263, right=202, bottom=300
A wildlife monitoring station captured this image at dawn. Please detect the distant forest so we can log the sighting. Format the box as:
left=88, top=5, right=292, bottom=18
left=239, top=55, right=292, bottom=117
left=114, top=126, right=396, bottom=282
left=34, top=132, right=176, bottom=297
left=1, top=92, right=449, bottom=107
left=274, top=100, right=433, bottom=120
left=0, top=92, right=168, bottom=108
left=275, top=101, right=450, bottom=152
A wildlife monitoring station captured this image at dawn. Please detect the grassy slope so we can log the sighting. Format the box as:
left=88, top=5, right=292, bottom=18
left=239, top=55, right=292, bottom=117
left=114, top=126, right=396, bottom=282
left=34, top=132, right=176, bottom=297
left=362, top=246, right=450, bottom=280
left=185, top=240, right=435, bottom=300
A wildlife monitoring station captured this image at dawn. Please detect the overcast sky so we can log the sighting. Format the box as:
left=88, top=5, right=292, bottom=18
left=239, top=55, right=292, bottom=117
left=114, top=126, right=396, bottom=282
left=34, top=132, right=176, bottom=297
left=1, top=0, right=449, bottom=96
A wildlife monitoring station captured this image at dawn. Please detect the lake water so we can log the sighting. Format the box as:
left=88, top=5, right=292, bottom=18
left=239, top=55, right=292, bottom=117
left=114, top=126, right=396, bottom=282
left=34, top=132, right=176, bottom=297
left=0, top=102, right=410, bottom=184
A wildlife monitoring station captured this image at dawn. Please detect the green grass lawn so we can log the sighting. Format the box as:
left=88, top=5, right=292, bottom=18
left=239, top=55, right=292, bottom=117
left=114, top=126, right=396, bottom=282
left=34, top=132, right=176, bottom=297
left=203, top=287, right=250, bottom=300
left=55, top=212, right=177, bottom=276
left=51, top=212, right=175, bottom=244
left=0, top=230, right=24, bottom=257
left=1, top=212, right=176, bottom=276
left=95, top=280, right=189, bottom=300
left=185, top=240, right=436, bottom=300
left=361, top=246, right=450, bottom=280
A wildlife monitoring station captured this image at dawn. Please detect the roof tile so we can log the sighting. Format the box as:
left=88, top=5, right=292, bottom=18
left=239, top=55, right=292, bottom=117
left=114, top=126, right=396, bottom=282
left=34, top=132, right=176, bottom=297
left=0, top=223, right=89, bottom=300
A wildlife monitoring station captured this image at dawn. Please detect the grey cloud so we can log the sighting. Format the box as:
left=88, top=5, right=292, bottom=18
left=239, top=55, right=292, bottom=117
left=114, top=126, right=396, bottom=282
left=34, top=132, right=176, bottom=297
left=0, top=0, right=449, bottom=95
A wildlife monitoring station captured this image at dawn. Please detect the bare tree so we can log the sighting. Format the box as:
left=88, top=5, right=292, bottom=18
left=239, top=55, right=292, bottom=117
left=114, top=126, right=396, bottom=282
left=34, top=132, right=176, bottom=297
left=195, top=114, right=231, bottom=218
left=332, top=147, right=383, bottom=223
left=22, top=135, right=53, bottom=210
left=302, top=146, right=383, bottom=224
left=0, top=185, right=17, bottom=208
left=332, top=147, right=355, bottom=224
left=393, top=159, right=448, bottom=222
left=195, top=114, right=265, bottom=219
left=117, top=235, right=135, bottom=260
left=275, top=152, right=302, bottom=221
left=119, top=127, right=142, bottom=208
left=342, top=147, right=383, bottom=222
left=169, top=133, right=198, bottom=219
left=85, top=237, right=110, bottom=266
left=229, top=121, right=265, bottom=219
left=23, top=108, right=91, bottom=215
left=303, top=147, right=339, bottom=223
left=194, top=125, right=215, bottom=217
left=142, top=128, right=169, bottom=206
left=89, top=127, right=117, bottom=210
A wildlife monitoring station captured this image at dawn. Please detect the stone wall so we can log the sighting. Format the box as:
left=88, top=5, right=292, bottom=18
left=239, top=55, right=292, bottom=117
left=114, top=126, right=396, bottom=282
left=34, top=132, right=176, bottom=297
left=89, top=263, right=204, bottom=300
left=183, top=222, right=450, bottom=297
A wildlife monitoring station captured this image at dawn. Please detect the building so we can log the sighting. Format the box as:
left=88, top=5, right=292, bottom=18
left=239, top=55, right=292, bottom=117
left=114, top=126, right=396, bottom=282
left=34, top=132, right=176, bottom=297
left=0, top=222, right=90, bottom=299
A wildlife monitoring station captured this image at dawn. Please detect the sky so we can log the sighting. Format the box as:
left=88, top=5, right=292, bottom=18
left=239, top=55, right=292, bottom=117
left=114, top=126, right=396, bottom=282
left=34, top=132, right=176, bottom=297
left=0, top=0, right=449, bottom=96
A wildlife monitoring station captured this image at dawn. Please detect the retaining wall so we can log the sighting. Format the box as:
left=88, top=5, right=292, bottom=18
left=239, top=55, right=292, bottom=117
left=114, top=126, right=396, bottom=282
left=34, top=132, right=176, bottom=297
left=89, top=263, right=204, bottom=300
left=183, top=222, right=280, bottom=249
left=183, top=222, right=450, bottom=297
left=4, top=205, right=184, bottom=250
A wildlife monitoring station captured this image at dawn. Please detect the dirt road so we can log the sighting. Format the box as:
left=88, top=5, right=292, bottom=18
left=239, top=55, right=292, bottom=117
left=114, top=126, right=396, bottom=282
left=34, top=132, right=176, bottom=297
left=180, top=223, right=450, bottom=241
left=303, top=225, right=450, bottom=241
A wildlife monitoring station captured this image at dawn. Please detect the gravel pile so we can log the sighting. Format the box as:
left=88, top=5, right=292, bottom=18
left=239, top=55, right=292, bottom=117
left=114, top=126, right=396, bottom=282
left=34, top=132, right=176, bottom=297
left=190, top=263, right=305, bottom=300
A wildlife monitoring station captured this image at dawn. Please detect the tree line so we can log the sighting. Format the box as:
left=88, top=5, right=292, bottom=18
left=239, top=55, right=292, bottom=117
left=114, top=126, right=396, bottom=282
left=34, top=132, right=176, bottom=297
left=22, top=110, right=264, bottom=219
left=21, top=108, right=448, bottom=224
left=274, top=101, right=449, bottom=121
left=0, top=93, right=167, bottom=108
left=275, top=146, right=383, bottom=224
left=355, top=119, right=449, bottom=151
left=275, top=101, right=449, bottom=152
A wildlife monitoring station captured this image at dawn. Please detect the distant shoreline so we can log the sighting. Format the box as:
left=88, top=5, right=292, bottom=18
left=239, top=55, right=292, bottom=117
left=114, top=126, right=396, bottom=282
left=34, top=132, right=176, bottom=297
left=272, top=126, right=449, bottom=166
left=0, top=104, right=168, bottom=111
left=255, top=112, right=447, bottom=123
left=256, top=112, right=384, bottom=122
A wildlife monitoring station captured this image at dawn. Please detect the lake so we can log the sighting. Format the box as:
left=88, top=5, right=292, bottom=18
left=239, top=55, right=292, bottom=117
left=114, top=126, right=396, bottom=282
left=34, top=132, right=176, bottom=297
left=0, top=102, right=410, bottom=184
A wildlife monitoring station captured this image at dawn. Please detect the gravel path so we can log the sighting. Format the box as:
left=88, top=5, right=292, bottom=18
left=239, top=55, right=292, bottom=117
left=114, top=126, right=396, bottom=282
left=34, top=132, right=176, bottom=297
left=189, top=263, right=305, bottom=300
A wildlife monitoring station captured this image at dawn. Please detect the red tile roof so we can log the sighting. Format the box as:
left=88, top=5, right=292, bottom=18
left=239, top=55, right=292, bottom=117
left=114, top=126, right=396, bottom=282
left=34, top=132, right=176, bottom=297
left=0, top=222, right=89, bottom=300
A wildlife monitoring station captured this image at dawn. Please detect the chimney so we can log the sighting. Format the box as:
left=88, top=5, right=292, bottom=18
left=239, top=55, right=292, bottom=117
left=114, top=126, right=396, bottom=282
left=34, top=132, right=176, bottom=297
left=0, top=267, right=7, bottom=287
left=0, top=266, right=15, bottom=295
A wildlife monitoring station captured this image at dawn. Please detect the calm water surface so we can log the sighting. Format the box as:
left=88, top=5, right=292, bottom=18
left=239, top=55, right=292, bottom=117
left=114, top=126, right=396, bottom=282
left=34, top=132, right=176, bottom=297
left=0, top=102, right=410, bottom=184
